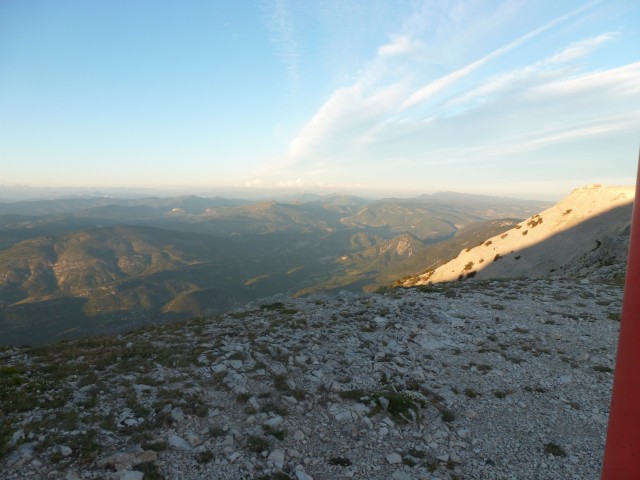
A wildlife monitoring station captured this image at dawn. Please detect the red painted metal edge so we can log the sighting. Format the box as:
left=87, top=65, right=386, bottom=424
left=601, top=150, right=640, bottom=479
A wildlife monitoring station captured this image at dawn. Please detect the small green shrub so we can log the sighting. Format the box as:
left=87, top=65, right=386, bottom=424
left=246, top=435, right=270, bottom=453
left=493, top=390, right=513, bottom=399
left=464, top=388, right=478, bottom=399
left=441, top=409, right=455, bottom=423
left=273, top=374, right=290, bottom=392
left=0, top=420, right=13, bottom=460
left=262, top=424, right=285, bottom=440
left=543, top=442, right=566, bottom=457
left=593, top=365, right=613, bottom=373
left=196, top=450, right=215, bottom=463
left=476, top=364, right=492, bottom=373
left=134, top=462, right=165, bottom=480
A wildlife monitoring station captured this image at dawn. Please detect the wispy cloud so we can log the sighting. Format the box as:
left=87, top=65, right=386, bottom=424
left=545, top=32, right=614, bottom=64
left=529, top=61, right=640, bottom=97
left=401, top=1, right=602, bottom=109
left=286, top=1, right=607, bottom=166
left=457, top=113, right=640, bottom=159
left=263, top=0, right=300, bottom=89
left=286, top=79, right=407, bottom=162
left=448, top=32, right=616, bottom=108
left=255, top=0, right=638, bottom=195
left=377, top=35, right=423, bottom=57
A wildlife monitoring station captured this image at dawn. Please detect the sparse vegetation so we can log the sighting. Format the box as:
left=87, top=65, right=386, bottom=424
left=262, top=424, right=286, bottom=441
left=0, top=420, right=12, bottom=460
left=246, top=435, right=270, bottom=453
left=339, top=388, right=431, bottom=424
left=329, top=456, right=352, bottom=466
left=608, top=312, right=621, bottom=321
left=464, top=388, right=479, bottom=398
left=543, top=442, right=567, bottom=457
left=493, top=390, right=514, bottom=399
left=592, top=365, right=613, bottom=373
left=441, top=409, right=456, bottom=423
left=527, top=215, right=543, bottom=228
left=133, top=461, right=165, bottom=479
left=196, top=450, right=215, bottom=464
left=260, top=302, right=298, bottom=315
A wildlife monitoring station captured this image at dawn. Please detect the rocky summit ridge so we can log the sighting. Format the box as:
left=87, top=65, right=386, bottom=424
left=1, top=274, right=623, bottom=479
left=401, top=185, right=633, bottom=286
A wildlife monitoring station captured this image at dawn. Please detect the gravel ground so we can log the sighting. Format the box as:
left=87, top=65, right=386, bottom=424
left=1, top=277, right=621, bottom=480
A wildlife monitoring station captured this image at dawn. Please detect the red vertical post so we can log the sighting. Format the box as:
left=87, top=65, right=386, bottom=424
left=602, top=150, right=640, bottom=479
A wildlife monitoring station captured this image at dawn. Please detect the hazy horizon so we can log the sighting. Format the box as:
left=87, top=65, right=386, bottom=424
left=1, top=181, right=634, bottom=203
left=1, top=1, right=639, bottom=199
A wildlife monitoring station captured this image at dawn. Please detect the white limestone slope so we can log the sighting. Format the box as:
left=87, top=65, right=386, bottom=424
left=406, top=185, right=634, bottom=285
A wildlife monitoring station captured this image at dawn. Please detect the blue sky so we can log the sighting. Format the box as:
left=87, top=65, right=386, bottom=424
left=1, top=0, right=639, bottom=199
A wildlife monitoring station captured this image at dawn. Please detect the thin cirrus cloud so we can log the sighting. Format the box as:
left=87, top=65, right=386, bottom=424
left=377, top=35, right=424, bottom=57
left=260, top=0, right=639, bottom=195
left=447, top=32, right=617, bottom=109
left=263, top=0, right=300, bottom=89
left=400, top=0, right=601, bottom=109
left=544, top=32, right=615, bottom=64
left=281, top=3, right=597, bottom=163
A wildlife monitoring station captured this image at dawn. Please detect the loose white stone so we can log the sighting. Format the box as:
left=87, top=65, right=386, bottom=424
left=168, top=434, right=193, bottom=451
left=391, top=471, right=411, bottom=480
left=118, top=472, right=144, bottom=480
left=268, top=449, right=285, bottom=469
left=265, top=415, right=284, bottom=427
left=58, top=445, right=72, bottom=457
left=386, top=452, right=402, bottom=464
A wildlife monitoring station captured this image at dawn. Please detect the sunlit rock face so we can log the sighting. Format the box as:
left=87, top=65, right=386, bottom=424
left=404, top=185, right=634, bottom=285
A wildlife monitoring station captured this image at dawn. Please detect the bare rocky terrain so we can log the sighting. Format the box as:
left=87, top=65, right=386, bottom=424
left=1, top=275, right=623, bottom=479
left=402, top=185, right=633, bottom=286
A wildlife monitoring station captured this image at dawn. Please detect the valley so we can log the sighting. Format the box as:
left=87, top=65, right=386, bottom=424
left=0, top=192, right=548, bottom=346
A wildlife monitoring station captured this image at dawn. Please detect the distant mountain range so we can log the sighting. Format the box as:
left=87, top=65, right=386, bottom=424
left=401, top=185, right=634, bottom=286
left=0, top=192, right=549, bottom=345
